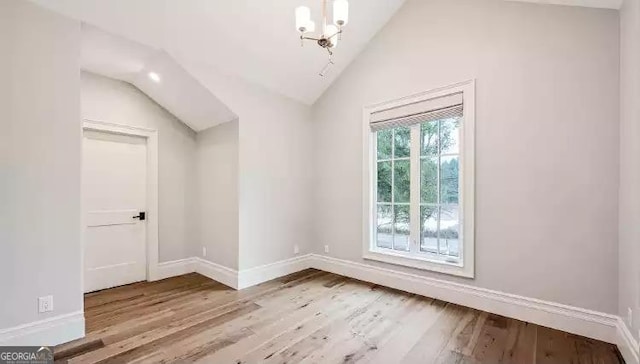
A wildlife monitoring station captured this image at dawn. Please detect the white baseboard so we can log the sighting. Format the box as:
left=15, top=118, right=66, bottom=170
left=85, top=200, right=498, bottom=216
left=195, top=257, right=239, bottom=289
left=155, top=255, right=314, bottom=291
left=156, top=257, right=238, bottom=289
left=618, top=317, right=640, bottom=364
left=0, top=311, right=84, bottom=346
left=155, top=253, right=632, bottom=356
left=237, top=254, right=313, bottom=289
left=309, top=254, right=619, bottom=344
left=2, top=254, right=632, bottom=355
left=156, top=257, right=198, bottom=281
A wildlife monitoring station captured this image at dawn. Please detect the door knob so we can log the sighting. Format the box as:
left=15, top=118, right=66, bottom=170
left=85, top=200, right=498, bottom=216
left=132, top=212, right=146, bottom=221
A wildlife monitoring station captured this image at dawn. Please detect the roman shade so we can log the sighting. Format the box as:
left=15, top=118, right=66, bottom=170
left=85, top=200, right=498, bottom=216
left=370, top=92, right=463, bottom=132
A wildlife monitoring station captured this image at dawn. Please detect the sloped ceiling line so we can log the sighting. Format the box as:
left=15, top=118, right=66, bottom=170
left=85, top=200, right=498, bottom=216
left=81, top=24, right=237, bottom=132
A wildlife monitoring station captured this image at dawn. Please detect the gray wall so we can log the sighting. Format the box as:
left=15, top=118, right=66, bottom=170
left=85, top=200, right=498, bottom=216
left=619, top=0, right=640, bottom=340
left=0, top=1, right=82, bottom=328
left=196, top=121, right=240, bottom=270
left=183, top=61, right=315, bottom=271
left=312, top=0, right=619, bottom=313
left=237, top=87, right=314, bottom=270
left=81, top=72, right=198, bottom=262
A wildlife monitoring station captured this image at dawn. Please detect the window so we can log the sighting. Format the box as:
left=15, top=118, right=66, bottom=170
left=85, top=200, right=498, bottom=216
left=363, top=81, right=475, bottom=277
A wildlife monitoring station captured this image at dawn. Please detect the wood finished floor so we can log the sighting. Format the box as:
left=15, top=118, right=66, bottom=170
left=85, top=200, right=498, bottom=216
left=54, top=269, right=623, bottom=363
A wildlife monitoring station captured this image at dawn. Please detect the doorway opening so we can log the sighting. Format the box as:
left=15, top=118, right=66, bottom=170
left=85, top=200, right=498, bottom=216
left=81, top=120, right=159, bottom=293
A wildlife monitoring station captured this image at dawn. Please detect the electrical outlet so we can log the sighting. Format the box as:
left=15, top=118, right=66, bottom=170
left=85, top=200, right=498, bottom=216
left=293, top=245, right=299, bottom=254
left=202, top=246, right=207, bottom=257
left=38, top=296, right=53, bottom=313
left=628, top=307, right=633, bottom=327
left=324, top=245, right=329, bottom=253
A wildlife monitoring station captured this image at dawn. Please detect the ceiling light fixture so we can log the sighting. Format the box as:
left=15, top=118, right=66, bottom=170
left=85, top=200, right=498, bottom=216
left=295, top=0, right=349, bottom=77
left=148, top=72, right=161, bottom=83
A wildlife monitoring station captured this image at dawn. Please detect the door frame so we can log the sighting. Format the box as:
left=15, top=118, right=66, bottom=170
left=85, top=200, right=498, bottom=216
left=81, top=119, right=160, bottom=284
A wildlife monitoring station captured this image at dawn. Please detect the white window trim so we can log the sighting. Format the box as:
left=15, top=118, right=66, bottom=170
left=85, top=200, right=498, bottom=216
left=362, top=80, right=475, bottom=278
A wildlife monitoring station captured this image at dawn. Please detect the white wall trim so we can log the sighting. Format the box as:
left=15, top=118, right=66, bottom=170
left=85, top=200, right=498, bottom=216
left=156, top=257, right=198, bottom=281
left=0, top=311, right=84, bottom=346
left=155, top=255, right=315, bottom=291
left=309, top=254, right=619, bottom=344
left=618, top=317, right=640, bottom=364
left=237, top=254, right=314, bottom=289
left=154, top=254, right=631, bottom=354
left=82, top=119, right=160, bottom=283
left=4, top=255, right=631, bottom=352
left=155, top=257, right=238, bottom=289
left=195, top=257, right=239, bottom=289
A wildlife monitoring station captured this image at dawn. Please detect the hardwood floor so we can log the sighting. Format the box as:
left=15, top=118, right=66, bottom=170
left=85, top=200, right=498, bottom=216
left=55, top=270, right=623, bottom=363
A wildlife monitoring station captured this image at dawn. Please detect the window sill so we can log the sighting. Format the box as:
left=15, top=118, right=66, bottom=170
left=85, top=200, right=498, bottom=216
left=363, top=249, right=474, bottom=278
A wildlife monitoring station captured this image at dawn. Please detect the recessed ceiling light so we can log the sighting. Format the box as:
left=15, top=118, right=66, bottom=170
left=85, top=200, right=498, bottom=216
left=148, top=72, right=160, bottom=83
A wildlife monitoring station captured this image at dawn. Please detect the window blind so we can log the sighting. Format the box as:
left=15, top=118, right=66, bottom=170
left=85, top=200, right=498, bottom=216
left=370, top=92, right=463, bottom=132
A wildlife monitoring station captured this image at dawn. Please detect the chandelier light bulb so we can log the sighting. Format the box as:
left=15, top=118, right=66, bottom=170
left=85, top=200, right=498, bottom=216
left=295, top=6, right=311, bottom=33
left=333, top=0, right=348, bottom=27
left=306, top=20, right=316, bottom=33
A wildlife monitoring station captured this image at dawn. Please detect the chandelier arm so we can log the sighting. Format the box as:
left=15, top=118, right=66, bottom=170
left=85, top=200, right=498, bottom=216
left=301, top=35, right=322, bottom=41
left=326, top=30, right=342, bottom=40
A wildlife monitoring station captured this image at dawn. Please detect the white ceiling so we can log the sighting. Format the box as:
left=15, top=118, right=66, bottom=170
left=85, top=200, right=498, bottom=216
left=81, top=24, right=237, bottom=131
left=31, top=0, right=622, bottom=106
left=29, top=0, right=407, bottom=105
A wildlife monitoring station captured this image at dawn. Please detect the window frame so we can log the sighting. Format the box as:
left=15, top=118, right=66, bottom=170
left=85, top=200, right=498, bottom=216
left=362, top=80, right=475, bottom=278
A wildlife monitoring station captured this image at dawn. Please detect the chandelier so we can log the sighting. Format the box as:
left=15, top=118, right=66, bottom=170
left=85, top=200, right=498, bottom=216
left=295, top=0, right=349, bottom=76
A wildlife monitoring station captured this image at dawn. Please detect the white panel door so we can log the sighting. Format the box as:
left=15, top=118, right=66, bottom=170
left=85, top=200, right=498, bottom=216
left=83, top=130, right=147, bottom=293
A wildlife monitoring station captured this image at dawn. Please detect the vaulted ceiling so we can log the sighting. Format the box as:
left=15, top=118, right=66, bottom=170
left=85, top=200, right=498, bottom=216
left=29, top=0, right=406, bottom=105
left=31, top=0, right=622, bottom=107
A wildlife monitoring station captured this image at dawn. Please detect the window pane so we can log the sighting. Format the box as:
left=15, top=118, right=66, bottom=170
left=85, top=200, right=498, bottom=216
left=420, top=205, right=438, bottom=253
left=393, top=204, right=410, bottom=251
left=440, top=155, right=459, bottom=204
left=440, top=118, right=460, bottom=155
left=377, top=129, right=392, bottom=160
left=421, top=121, right=438, bottom=156
left=439, top=205, right=460, bottom=257
left=377, top=161, right=392, bottom=203
left=394, top=160, right=410, bottom=203
left=394, top=127, right=411, bottom=158
left=376, top=205, right=393, bottom=249
left=420, top=157, right=437, bottom=204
